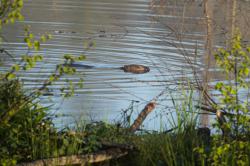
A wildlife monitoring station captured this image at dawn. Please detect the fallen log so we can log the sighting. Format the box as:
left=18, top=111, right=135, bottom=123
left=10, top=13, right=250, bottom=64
left=17, top=148, right=128, bottom=166
left=129, top=101, right=156, bottom=132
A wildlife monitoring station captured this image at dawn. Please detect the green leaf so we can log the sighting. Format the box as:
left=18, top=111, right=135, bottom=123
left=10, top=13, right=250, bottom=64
left=27, top=41, right=33, bottom=48
left=6, top=73, right=16, bottom=80
left=17, top=0, right=23, bottom=7
left=37, top=55, right=43, bottom=61
left=215, top=82, right=223, bottom=90
left=47, top=34, right=52, bottom=39
left=34, top=40, right=40, bottom=50
left=29, top=33, right=34, bottom=39
left=24, top=37, right=30, bottom=43
left=40, top=35, right=46, bottom=42
left=78, top=55, right=86, bottom=60
left=11, top=64, right=20, bottom=71
left=244, top=68, right=249, bottom=76
left=49, top=75, right=55, bottom=81
left=64, top=54, right=71, bottom=60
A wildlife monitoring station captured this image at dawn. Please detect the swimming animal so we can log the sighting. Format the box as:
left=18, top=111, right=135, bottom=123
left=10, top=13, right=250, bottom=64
left=63, top=64, right=150, bottom=74
left=120, top=64, right=150, bottom=74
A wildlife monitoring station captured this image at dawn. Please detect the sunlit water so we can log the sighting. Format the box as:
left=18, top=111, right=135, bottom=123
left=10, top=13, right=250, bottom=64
left=3, top=0, right=249, bottom=130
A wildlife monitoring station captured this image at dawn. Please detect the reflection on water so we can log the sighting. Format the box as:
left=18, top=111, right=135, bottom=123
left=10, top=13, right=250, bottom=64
left=1, top=0, right=250, bottom=130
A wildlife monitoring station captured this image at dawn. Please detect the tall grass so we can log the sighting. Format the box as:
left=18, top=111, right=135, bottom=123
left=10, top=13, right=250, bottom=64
left=116, top=89, right=207, bottom=166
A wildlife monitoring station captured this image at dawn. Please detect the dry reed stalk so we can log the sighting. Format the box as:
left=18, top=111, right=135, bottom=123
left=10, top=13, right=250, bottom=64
left=200, top=0, right=215, bottom=127
left=231, top=0, right=237, bottom=38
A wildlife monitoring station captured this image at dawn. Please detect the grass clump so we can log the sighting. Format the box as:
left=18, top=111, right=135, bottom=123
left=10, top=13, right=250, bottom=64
left=132, top=128, right=199, bottom=166
left=0, top=80, right=53, bottom=163
left=0, top=80, right=131, bottom=165
left=0, top=80, right=87, bottom=164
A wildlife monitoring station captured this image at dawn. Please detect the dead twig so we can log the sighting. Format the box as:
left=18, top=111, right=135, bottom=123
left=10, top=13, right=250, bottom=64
left=195, top=105, right=239, bottom=117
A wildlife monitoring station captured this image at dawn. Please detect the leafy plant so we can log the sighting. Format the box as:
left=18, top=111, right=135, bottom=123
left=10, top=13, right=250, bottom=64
left=0, top=80, right=54, bottom=162
left=0, top=1, right=88, bottom=164
left=213, top=33, right=250, bottom=138
left=0, top=0, right=24, bottom=29
left=195, top=33, right=250, bottom=166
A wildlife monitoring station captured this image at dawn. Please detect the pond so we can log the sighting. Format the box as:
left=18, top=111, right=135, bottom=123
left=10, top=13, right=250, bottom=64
left=1, top=0, right=250, bottom=130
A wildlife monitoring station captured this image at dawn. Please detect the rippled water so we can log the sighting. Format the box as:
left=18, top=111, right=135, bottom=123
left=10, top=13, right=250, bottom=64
left=3, top=0, right=249, bottom=130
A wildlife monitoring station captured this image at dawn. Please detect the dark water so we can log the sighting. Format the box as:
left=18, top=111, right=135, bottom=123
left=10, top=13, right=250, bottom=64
left=2, top=0, right=249, bottom=130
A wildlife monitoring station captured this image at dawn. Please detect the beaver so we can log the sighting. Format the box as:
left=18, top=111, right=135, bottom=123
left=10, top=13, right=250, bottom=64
left=63, top=64, right=150, bottom=74
left=120, top=64, right=150, bottom=74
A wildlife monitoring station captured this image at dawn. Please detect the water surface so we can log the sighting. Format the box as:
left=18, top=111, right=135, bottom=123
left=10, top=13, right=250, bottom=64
left=3, top=0, right=249, bottom=130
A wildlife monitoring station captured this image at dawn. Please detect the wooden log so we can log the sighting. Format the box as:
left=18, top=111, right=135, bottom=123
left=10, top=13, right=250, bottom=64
left=129, top=102, right=156, bottom=132
left=17, top=148, right=128, bottom=166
